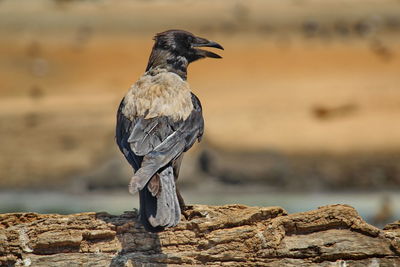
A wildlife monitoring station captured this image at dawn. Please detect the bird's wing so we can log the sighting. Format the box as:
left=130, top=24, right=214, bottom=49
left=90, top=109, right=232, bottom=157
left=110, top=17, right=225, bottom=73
left=182, top=93, right=204, bottom=151
left=116, top=93, right=204, bottom=192
left=116, top=100, right=142, bottom=170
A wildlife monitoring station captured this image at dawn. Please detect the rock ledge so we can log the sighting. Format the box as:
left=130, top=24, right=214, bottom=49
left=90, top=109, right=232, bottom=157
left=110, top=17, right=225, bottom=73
left=0, top=204, right=399, bottom=266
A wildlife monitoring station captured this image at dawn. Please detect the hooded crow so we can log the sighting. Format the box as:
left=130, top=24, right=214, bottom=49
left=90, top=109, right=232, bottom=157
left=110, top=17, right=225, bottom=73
left=115, top=30, right=223, bottom=232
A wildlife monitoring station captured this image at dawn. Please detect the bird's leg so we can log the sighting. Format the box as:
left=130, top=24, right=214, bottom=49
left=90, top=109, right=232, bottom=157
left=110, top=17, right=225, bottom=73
left=176, top=187, right=186, bottom=210
left=176, top=187, right=190, bottom=219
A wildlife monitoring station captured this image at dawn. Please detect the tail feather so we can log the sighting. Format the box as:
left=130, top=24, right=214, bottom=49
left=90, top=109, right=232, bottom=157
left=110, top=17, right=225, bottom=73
left=139, top=187, right=164, bottom=232
left=139, top=166, right=181, bottom=232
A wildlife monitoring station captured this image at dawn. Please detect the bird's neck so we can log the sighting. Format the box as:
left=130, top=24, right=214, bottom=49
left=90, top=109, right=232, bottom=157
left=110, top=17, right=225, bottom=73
left=146, top=49, right=188, bottom=80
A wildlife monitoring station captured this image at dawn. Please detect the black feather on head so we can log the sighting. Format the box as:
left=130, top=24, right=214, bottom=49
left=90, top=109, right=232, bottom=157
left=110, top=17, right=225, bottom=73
left=146, top=29, right=223, bottom=79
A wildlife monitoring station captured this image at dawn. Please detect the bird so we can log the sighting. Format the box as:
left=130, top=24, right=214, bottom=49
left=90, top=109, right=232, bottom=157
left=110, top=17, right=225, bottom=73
left=115, top=30, right=223, bottom=232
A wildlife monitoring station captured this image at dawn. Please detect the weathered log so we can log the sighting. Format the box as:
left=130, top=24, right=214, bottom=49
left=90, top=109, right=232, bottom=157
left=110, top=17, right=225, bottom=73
left=0, top=204, right=399, bottom=266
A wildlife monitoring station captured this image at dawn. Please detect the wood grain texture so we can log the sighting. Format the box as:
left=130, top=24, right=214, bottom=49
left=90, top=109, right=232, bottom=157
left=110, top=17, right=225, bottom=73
left=0, top=204, right=399, bottom=266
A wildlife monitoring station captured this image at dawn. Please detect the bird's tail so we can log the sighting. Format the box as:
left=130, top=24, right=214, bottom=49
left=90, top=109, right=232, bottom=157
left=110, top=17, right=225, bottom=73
left=138, top=166, right=181, bottom=232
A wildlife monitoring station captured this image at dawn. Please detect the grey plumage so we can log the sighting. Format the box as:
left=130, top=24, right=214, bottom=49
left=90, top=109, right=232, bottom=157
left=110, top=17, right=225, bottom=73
left=148, top=166, right=181, bottom=227
left=115, top=30, right=223, bottom=232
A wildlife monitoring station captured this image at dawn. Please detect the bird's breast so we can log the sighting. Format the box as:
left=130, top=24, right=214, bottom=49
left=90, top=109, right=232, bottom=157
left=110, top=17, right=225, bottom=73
left=122, top=70, right=194, bottom=121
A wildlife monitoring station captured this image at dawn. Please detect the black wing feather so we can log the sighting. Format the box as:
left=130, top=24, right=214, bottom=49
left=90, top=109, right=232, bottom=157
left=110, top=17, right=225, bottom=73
left=116, top=100, right=143, bottom=170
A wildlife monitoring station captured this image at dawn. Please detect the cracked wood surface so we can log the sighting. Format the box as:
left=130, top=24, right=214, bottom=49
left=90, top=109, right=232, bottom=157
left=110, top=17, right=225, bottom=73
left=0, top=204, right=399, bottom=266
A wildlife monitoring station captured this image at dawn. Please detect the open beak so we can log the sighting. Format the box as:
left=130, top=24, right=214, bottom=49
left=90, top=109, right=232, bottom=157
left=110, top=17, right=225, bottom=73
left=192, top=37, right=224, bottom=58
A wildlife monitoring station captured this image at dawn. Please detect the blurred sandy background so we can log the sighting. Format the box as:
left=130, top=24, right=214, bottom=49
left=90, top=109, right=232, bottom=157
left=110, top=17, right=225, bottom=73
left=0, top=0, right=399, bottom=227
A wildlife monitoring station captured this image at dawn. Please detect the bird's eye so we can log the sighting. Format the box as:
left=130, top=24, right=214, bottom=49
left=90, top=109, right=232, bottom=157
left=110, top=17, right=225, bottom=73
left=187, top=36, right=194, bottom=43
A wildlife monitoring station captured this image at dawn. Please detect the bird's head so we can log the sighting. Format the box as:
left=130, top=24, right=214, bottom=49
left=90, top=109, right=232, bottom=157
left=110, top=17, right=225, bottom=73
left=146, top=30, right=224, bottom=79
left=154, top=30, right=224, bottom=62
